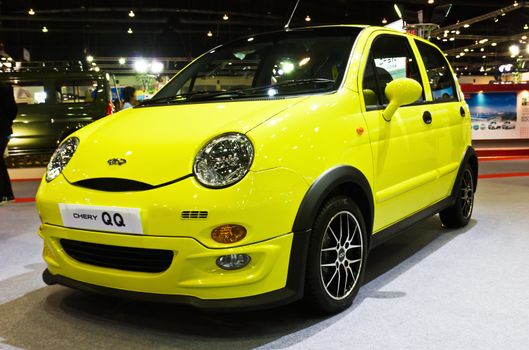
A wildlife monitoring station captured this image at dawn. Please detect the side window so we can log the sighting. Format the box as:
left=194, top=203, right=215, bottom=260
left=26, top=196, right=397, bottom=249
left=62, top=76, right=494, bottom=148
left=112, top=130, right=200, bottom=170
left=415, top=41, right=458, bottom=102
left=362, top=35, right=424, bottom=107
left=56, top=80, right=99, bottom=103
left=12, top=81, right=46, bottom=104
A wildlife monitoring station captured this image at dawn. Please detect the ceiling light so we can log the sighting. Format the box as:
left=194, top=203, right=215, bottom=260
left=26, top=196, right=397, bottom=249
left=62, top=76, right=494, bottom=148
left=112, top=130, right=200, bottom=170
left=480, top=48, right=485, bottom=52
left=86, top=55, right=94, bottom=63
left=509, top=44, right=520, bottom=56
left=524, top=24, right=529, bottom=30
left=118, top=57, right=126, bottom=65
left=151, top=60, right=163, bottom=74
left=428, top=0, right=434, bottom=4
left=482, top=55, right=487, bottom=58
left=456, top=55, right=460, bottom=58
left=394, top=4, right=403, bottom=19
left=449, top=37, right=455, bottom=41
left=455, top=30, right=460, bottom=35
left=514, top=1, right=519, bottom=7
left=28, top=8, right=35, bottom=15
left=382, top=18, right=388, bottom=24
left=94, top=66, right=100, bottom=72
left=133, top=59, right=148, bottom=74
left=207, top=30, right=213, bottom=37
left=463, top=24, right=470, bottom=28
left=128, top=10, right=135, bottom=18
left=491, top=43, right=497, bottom=47
left=42, top=26, right=48, bottom=33
left=522, top=36, right=528, bottom=40
left=223, top=13, right=229, bottom=20
left=494, top=18, right=499, bottom=23
left=305, top=15, right=311, bottom=22
left=127, top=28, right=133, bottom=34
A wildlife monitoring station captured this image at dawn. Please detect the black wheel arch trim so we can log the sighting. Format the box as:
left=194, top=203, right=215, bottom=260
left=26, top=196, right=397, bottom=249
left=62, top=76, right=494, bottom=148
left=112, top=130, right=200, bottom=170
left=292, top=165, right=374, bottom=234
left=454, top=146, right=478, bottom=199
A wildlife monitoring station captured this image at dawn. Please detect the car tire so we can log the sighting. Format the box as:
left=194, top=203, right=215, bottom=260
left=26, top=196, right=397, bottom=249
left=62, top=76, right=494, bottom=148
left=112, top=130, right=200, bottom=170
left=304, top=196, right=368, bottom=314
left=439, top=164, right=475, bottom=228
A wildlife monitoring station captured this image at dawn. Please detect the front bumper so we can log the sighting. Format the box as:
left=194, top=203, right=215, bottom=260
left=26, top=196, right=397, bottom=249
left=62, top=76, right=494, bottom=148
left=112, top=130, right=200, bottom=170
left=40, top=224, right=311, bottom=309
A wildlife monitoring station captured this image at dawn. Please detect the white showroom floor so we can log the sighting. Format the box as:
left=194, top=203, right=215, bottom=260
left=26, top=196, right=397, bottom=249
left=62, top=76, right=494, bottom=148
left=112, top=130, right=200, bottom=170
left=1, top=158, right=528, bottom=350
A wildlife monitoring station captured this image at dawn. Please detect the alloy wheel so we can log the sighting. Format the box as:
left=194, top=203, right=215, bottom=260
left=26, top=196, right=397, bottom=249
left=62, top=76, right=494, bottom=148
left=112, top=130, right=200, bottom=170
left=320, top=211, right=364, bottom=300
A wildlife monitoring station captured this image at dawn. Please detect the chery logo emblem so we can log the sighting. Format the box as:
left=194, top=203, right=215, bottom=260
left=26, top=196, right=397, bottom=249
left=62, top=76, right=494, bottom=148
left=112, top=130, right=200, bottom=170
left=107, top=158, right=127, bottom=166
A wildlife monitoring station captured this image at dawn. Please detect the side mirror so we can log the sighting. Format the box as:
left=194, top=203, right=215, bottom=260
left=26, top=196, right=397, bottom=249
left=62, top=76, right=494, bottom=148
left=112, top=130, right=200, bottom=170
left=382, top=78, right=422, bottom=121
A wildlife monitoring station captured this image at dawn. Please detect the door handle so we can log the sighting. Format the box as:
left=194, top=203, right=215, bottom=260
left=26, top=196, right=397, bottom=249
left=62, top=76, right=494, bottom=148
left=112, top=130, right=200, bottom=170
left=423, top=111, right=432, bottom=124
left=460, top=106, right=466, bottom=117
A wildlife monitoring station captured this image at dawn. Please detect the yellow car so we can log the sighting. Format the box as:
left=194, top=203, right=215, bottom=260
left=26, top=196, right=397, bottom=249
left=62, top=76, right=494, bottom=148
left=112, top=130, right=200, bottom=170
left=37, top=25, right=477, bottom=313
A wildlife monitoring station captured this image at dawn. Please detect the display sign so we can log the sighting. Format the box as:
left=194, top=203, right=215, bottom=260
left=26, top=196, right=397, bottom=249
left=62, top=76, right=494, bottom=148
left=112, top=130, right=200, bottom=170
left=461, top=84, right=529, bottom=140
left=374, top=57, right=407, bottom=79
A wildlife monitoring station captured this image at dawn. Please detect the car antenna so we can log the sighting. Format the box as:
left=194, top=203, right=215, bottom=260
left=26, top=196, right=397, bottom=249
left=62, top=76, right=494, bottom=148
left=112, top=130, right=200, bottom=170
left=284, top=0, right=302, bottom=29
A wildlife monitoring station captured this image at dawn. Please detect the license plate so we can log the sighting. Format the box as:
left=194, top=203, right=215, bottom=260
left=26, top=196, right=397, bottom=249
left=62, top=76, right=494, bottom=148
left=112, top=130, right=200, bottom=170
left=59, top=204, right=143, bottom=234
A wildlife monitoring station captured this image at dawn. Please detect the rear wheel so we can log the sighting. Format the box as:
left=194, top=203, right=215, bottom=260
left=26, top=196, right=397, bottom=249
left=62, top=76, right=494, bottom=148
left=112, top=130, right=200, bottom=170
left=440, top=164, right=475, bottom=228
left=304, top=196, right=368, bottom=314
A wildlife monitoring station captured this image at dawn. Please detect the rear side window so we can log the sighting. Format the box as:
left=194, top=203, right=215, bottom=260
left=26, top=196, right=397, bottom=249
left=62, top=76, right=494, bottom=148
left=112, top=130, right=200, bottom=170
left=12, top=81, right=46, bottom=104
left=362, top=35, right=424, bottom=107
left=56, top=80, right=99, bottom=103
left=415, top=41, right=458, bottom=102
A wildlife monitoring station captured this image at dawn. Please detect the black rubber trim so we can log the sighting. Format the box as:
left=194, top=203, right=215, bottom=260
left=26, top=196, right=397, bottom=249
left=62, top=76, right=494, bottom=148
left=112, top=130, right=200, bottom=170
left=42, top=229, right=311, bottom=311
left=70, top=174, right=193, bottom=192
left=292, top=165, right=374, bottom=233
left=370, top=146, right=477, bottom=250
left=452, top=146, right=478, bottom=196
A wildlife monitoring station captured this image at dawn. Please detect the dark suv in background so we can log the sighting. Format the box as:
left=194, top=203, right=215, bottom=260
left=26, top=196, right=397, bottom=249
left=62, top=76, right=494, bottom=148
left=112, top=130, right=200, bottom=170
left=1, top=61, right=113, bottom=167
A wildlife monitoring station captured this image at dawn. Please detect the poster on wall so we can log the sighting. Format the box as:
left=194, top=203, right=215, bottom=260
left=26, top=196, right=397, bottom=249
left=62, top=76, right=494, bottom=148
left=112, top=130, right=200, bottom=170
left=467, top=91, right=529, bottom=140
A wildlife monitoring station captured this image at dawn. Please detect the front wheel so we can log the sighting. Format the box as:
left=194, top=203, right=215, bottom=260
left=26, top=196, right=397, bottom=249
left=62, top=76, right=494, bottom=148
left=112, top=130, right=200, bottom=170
left=304, top=196, right=368, bottom=314
left=440, top=164, right=475, bottom=228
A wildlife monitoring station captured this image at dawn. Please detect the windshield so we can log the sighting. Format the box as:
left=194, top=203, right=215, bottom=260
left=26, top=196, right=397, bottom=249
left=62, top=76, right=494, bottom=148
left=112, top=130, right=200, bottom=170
left=144, top=27, right=361, bottom=105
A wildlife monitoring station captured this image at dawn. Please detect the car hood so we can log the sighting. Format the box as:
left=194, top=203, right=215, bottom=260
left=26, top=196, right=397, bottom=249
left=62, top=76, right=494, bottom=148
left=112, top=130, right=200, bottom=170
left=62, top=97, right=307, bottom=185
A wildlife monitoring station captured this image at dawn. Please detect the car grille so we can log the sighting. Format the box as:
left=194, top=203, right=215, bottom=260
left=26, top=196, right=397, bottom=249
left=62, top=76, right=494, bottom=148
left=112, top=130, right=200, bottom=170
left=181, top=211, right=208, bottom=219
left=60, top=239, right=174, bottom=273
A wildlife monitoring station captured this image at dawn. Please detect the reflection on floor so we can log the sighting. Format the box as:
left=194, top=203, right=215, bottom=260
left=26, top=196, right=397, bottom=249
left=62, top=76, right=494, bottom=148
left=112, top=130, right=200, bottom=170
left=1, top=159, right=528, bottom=350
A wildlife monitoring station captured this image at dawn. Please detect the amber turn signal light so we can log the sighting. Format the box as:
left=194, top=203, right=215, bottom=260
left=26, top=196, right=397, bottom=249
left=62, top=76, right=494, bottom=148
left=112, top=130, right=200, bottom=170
left=211, top=224, right=247, bottom=243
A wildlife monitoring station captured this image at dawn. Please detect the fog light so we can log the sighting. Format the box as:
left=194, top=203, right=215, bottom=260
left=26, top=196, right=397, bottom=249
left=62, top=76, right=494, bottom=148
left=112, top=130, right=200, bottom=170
left=216, top=254, right=251, bottom=270
left=211, top=224, right=247, bottom=243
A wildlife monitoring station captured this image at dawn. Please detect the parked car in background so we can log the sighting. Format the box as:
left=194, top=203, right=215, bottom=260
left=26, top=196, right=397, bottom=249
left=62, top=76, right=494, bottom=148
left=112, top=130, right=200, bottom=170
left=502, top=121, right=515, bottom=129
left=0, top=61, right=114, bottom=166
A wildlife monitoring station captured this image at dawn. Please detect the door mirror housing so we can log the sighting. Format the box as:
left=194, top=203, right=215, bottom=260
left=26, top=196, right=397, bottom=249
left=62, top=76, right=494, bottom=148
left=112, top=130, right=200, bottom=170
left=382, top=78, right=422, bottom=121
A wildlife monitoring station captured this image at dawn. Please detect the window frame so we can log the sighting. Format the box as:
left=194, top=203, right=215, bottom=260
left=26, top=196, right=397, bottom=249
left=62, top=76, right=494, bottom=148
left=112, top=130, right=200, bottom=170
left=55, top=79, right=101, bottom=104
left=360, top=33, right=430, bottom=112
left=414, top=39, right=460, bottom=104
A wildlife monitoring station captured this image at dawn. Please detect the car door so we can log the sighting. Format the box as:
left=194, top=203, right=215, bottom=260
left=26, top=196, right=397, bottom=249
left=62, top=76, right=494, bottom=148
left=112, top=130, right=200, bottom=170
left=413, top=39, right=470, bottom=198
left=359, top=33, right=441, bottom=232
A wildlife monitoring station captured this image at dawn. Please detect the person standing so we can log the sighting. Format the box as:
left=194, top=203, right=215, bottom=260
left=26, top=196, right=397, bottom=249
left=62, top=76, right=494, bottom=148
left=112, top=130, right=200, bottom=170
left=0, top=81, right=17, bottom=203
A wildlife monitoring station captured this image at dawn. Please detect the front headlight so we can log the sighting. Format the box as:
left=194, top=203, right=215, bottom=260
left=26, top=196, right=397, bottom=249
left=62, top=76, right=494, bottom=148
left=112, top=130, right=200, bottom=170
left=46, top=137, right=79, bottom=182
left=194, top=133, right=254, bottom=188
